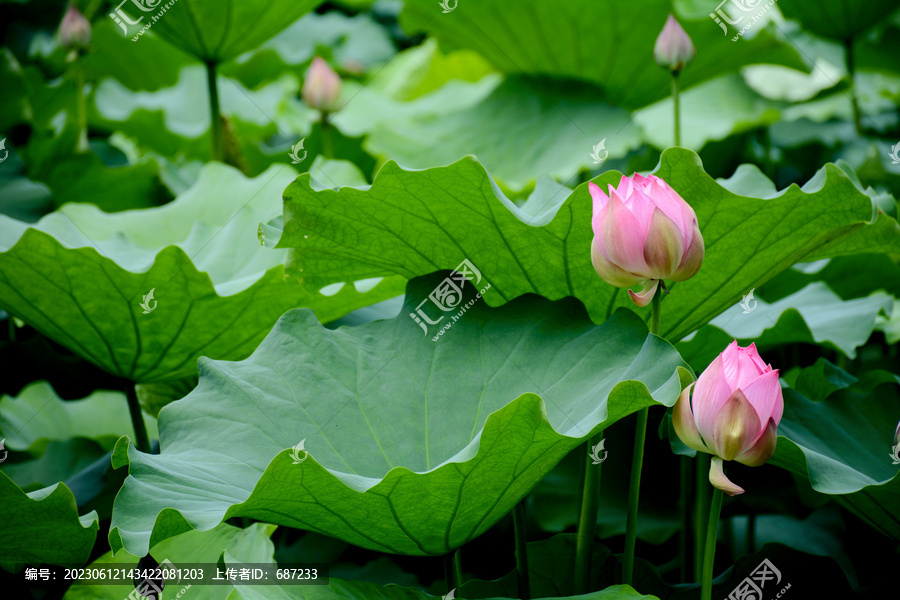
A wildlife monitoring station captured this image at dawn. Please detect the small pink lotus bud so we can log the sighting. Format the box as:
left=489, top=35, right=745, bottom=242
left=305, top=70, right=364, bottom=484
left=654, top=14, right=695, bottom=72
left=58, top=5, right=91, bottom=50
left=673, top=341, right=783, bottom=496
left=302, top=57, right=342, bottom=112
left=589, top=173, right=703, bottom=307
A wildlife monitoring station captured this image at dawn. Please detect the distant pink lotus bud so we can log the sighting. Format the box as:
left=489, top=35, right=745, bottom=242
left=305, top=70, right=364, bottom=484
left=302, top=57, right=342, bottom=112
left=673, top=341, right=783, bottom=496
left=589, top=173, right=703, bottom=307
left=58, top=5, right=91, bottom=50
left=654, top=14, right=695, bottom=72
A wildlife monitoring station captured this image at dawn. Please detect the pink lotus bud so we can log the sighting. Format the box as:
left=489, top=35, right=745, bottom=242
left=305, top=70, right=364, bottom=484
left=58, top=5, right=91, bottom=50
left=654, top=14, right=695, bottom=72
left=302, top=57, right=342, bottom=112
left=673, top=341, right=783, bottom=496
left=589, top=173, right=703, bottom=307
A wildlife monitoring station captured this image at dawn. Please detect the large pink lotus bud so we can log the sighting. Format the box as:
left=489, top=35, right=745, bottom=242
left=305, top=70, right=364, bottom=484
left=673, top=341, right=783, bottom=496
left=302, top=57, right=342, bottom=112
left=58, top=5, right=91, bottom=50
left=654, top=14, right=695, bottom=72
left=589, top=173, right=703, bottom=307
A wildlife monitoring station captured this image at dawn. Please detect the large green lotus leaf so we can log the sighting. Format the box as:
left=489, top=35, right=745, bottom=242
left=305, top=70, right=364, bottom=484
left=64, top=522, right=276, bottom=600
left=83, top=20, right=193, bottom=92
left=772, top=361, right=900, bottom=540
left=779, top=0, right=900, bottom=40
left=109, top=273, right=689, bottom=556
left=0, top=381, right=158, bottom=453
left=276, top=148, right=900, bottom=342
left=229, top=580, right=654, bottom=600
left=677, top=282, right=893, bottom=370
left=118, top=0, right=321, bottom=63
left=0, top=473, right=99, bottom=571
left=399, top=0, right=808, bottom=108
left=0, top=163, right=403, bottom=382
left=357, top=75, right=642, bottom=191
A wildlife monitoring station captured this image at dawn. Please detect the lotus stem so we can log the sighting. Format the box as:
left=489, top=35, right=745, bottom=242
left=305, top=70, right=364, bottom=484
left=125, top=385, right=151, bottom=454
left=574, top=433, right=602, bottom=593
left=321, top=112, right=335, bottom=159
left=206, top=60, right=224, bottom=162
left=844, top=38, right=862, bottom=136
left=623, top=287, right=663, bottom=585
left=694, top=452, right=710, bottom=581
left=679, top=455, right=691, bottom=581
left=73, top=51, right=89, bottom=152
left=444, top=549, right=462, bottom=594
left=514, top=500, right=530, bottom=600
left=701, top=486, right=725, bottom=600
left=672, top=71, right=682, bottom=147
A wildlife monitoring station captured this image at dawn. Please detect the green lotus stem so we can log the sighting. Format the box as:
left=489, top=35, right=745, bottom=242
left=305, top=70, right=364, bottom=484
left=574, top=433, right=602, bottom=593
left=321, top=112, right=335, bottom=159
left=206, top=60, right=224, bottom=162
left=701, top=485, right=725, bottom=600
left=672, top=72, right=681, bottom=147
left=694, top=452, right=710, bottom=581
left=623, top=287, right=663, bottom=585
left=74, top=52, right=89, bottom=152
left=444, top=548, right=463, bottom=595
left=844, top=38, right=862, bottom=136
left=679, top=455, right=691, bottom=581
left=514, top=500, right=530, bottom=600
left=7, top=317, right=15, bottom=343
left=126, top=386, right=151, bottom=454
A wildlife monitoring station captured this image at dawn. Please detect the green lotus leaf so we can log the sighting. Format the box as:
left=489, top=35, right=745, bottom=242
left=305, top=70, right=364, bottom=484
left=399, top=0, right=808, bottom=108
left=63, top=522, right=276, bottom=600
left=229, top=578, right=655, bottom=600
left=677, top=282, right=893, bottom=370
left=779, top=0, right=900, bottom=40
left=0, top=381, right=158, bottom=453
left=115, top=0, right=321, bottom=63
left=109, top=273, right=689, bottom=556
left=772, top=360, right=900, bottom=540
left=355, top=75, right=641, bottom=191
left=0, top=473, right=99, bottom=572
left=276, top=148, right=900, bottom=342
left=0, top=163, right=403, bottom=383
